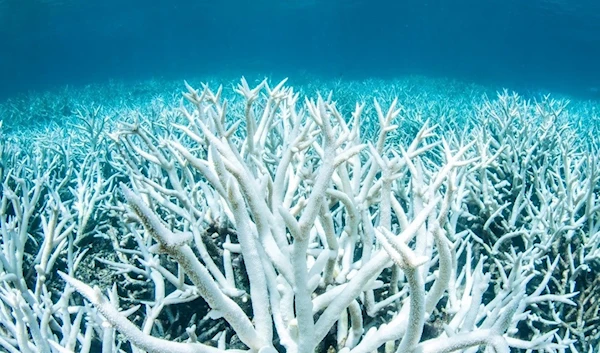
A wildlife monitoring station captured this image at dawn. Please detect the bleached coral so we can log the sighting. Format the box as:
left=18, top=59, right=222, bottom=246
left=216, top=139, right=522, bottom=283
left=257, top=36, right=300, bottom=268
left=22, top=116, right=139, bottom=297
left=0, top=77, right=597, bottom=353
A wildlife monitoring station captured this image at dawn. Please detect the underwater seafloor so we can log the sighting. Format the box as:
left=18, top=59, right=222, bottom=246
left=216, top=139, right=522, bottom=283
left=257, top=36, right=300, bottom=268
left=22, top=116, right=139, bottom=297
left=0, top=73, right=599, bottom=352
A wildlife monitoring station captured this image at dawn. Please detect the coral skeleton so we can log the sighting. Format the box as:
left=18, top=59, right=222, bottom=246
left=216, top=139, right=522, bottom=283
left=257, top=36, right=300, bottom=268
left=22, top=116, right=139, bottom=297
left=0, top=77, right=598, bottom=353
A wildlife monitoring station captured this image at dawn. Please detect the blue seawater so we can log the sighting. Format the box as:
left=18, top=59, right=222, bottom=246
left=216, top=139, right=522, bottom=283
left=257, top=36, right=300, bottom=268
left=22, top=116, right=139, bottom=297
left=0, top=1, right=599, bottom=352
left=0, top=0, right=599, bottom=100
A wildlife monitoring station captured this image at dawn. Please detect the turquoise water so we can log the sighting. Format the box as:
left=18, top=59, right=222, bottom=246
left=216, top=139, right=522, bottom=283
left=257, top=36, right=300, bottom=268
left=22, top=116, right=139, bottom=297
left=0, top=2, right=599, bottom=352
left=1, top=0, right=599, bottom=99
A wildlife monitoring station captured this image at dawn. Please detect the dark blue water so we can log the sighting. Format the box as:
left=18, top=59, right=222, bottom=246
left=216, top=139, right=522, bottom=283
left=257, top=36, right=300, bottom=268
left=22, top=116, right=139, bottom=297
left=1, top=0, right=599, bottom=99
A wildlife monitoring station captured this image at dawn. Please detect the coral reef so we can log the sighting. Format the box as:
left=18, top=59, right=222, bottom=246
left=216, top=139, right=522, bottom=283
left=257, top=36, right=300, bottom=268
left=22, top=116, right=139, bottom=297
left=0, top=76, right=598, bottom=352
